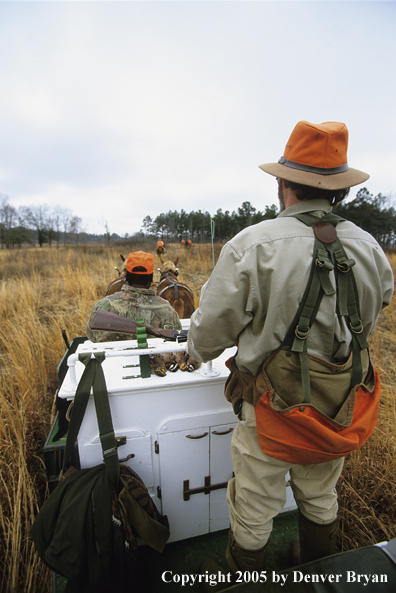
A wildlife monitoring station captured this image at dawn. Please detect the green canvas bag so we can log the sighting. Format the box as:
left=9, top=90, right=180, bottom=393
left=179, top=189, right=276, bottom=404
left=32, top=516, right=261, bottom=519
left=31, top=352, right=169, bottom=593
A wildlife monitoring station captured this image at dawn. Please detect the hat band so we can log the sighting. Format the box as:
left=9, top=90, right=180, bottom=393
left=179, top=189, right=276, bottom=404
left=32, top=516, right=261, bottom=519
left=278, top=156, right=349, bottom=176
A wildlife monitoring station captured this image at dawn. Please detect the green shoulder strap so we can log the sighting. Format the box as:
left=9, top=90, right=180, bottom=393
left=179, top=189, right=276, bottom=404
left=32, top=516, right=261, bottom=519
left=62, top=352, right=120, bottom=489
left=281, top=212, right=368, bottom=404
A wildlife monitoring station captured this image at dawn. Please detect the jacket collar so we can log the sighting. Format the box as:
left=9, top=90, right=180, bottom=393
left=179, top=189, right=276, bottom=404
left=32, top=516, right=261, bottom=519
left=278, top=199, right=332, bottom=219
left=121, top=285, right=156, bottom=296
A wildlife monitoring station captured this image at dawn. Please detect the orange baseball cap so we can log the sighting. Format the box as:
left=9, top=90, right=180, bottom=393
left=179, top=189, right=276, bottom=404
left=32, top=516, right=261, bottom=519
left=125, top=251, right=154, bottom=275
left=259, top=121, right=369, bottom=190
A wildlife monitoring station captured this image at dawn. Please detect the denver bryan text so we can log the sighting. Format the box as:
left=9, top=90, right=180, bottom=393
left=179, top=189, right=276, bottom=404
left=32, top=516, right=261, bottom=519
left=289, top=571, right=388, bottom=586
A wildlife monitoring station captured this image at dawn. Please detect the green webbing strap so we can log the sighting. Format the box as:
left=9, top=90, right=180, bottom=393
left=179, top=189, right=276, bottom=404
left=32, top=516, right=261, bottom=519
left=289, top=240, right=329, bottom=404
left=62, top=352, right=120, bottom=489
left=333, top=247, right=357, bottom=315
left=316, top=247, right=336, bottom=296
left=293, top=212, right=344, bottom=228
left=281, top=212, right=367, bottom=404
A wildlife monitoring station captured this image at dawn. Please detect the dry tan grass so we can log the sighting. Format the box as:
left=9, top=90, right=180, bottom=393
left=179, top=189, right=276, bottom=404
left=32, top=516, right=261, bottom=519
left=0, top=245, right=126, bottom=593
left=0, top=242, right=216, bottom=593
left=337, top=251, right=396, bottom=550
left=0, top=243, right=394, bottom=591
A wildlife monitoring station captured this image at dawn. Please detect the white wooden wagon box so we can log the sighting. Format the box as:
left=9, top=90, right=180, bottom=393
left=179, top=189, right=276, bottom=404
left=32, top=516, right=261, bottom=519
left=57, top=320, right=296, bottom=543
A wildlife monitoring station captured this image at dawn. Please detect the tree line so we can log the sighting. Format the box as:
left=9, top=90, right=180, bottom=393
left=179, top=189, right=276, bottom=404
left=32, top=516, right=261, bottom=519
left=0, top=194, right=143, bottom=248
left=142, top=188, right=396, bottom=247
left=0, top=196, right=88, bottom=248
left=142, top=202, right=279, bottom=243
left=333, top=188, right=396, bottom=247
left=1, top=187, right=395, bottom=249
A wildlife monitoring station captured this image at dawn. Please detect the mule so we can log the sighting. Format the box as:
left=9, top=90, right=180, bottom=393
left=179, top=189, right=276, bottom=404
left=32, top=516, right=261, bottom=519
left=105, top=255, right=127, bottom=295
left=156, top=245, right=165, bottom=256
left=156, top=240, right=166, bottom=256
left=157, top=257, right=195, bottom=319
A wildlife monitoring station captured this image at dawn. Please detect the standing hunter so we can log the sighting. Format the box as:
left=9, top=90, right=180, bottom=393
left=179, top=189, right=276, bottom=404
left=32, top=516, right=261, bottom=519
left=86, top=250, right=181, bottom=342
left=187, top=121, right=394, bottom=584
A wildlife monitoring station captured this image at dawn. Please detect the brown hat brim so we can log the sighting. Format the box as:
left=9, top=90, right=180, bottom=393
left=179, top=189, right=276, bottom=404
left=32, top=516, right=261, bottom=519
left=259, top=162, right=369, bottom=190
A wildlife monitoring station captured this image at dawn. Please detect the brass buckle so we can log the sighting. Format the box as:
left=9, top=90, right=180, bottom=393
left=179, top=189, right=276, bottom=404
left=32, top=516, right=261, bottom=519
left=337, top=262, right=350, bottom=273
left=315, top=257, right=333, bottom=271
left=295, top=325, right=310, bottom=340
left=350, top=321, right=364, bottom=334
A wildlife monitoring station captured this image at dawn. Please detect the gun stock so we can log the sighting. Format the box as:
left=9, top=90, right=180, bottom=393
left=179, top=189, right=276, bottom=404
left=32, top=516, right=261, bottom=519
left=91, top=309, right=186, bottom=341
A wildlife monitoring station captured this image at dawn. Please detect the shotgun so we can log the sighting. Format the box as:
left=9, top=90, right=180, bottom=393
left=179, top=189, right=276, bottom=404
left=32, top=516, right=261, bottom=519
left=90, top=309, right=188, bottom=342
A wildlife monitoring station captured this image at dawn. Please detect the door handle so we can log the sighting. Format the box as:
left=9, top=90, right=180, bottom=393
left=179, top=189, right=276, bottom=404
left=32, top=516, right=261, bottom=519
left=185, top=432, right=208, bottom=439
left=119, top=453, right=135, bottom=463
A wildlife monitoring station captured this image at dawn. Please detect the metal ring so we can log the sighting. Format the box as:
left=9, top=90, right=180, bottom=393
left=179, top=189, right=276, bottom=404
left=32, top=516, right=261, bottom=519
left=295, top=325, right=310, bottom=340
left=350, top=321, right=364, bottom=334
left=66, top=401, right=74, bottom=422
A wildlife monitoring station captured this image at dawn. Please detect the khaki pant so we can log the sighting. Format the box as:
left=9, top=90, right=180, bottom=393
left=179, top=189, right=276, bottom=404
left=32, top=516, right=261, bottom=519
left=227, top=402, right=344, bottom=550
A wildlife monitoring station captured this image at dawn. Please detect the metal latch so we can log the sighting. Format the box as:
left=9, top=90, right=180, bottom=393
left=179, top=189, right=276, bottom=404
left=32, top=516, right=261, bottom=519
left=115, top=436, right=135, bottom=463
left=183, top=476, right=229, bottom=501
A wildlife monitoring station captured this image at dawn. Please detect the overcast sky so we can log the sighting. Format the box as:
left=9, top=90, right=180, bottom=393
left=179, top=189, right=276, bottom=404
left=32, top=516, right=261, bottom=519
left=0, top=1, right=395, bottom=236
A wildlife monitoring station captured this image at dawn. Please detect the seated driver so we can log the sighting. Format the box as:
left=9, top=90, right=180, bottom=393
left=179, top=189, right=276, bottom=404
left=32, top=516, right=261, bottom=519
left=86, top=250, right=181, bottom=342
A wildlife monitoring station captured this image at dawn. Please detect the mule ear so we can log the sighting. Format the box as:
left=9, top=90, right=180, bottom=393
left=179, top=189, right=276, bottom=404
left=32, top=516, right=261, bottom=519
left=174, top=256, right=179, bottom=267
left=120, top=254, right=125, bottom=262
left=160, top=256, right=165, bottom=264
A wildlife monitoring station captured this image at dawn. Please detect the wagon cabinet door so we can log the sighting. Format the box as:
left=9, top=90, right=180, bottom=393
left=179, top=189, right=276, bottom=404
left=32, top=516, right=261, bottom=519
left=159, top=427, right=210, bottom=542
left=209, top=422, right=236, bottom=532
left=158, top=422, right=236, bottom=543
left=79, top=433, right=154, bottom=489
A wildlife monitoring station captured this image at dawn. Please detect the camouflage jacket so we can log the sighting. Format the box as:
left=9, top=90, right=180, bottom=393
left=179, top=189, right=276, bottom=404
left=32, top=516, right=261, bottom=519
left=86, top=285, right=182, bottom=343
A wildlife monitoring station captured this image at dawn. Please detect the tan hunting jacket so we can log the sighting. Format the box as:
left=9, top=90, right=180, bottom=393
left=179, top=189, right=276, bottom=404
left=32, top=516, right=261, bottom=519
left=187, top=200, right=394, bottom=376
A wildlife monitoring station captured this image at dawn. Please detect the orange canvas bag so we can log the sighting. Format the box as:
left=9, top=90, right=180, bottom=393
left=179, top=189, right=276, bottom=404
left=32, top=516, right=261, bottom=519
left=254, top=351, right=380, bottom=464
left=253, top=212, right=381, bottom=464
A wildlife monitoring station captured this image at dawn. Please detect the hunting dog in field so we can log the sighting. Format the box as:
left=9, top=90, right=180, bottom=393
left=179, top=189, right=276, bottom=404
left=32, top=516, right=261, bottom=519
left=157, top=257, right=195, bottom=319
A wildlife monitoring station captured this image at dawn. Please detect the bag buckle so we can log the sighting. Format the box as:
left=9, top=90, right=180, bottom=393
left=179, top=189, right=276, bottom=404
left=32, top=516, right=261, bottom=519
left=337, top=258, right=356, bottom=273
left=315, top=257, right=334, bottom=271
left=295, top=326, right=310, bottom=340
left=350, top=320, right=364, bottom=334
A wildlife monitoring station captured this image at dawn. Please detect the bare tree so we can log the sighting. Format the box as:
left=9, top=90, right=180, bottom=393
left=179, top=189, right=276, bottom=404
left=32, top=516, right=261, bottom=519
left=102, top=218, right=111, bottom=246
left=52, top=206, right=71, bottom=247
left=69, top=215, right=85, bottom=245
left=25, top=204, right=49, bottom=247
left=0, top=195, right=17, bottom=249
left=60, top=208, right=72, bottom=245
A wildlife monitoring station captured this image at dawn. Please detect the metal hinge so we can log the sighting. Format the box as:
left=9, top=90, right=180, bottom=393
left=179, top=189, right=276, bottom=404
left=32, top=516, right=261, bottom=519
left=154, top=440, right=159, bottom=454
left=157, top=486, right=162, bottom=499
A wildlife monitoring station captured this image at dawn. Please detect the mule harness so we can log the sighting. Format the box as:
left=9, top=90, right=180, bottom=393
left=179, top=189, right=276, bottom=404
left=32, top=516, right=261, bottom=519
left=157, top=272, right=194, bottom=301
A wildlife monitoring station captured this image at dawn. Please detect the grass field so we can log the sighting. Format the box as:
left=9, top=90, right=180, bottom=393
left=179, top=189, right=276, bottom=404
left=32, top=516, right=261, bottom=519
left=0, top=242, right=395, bottom=593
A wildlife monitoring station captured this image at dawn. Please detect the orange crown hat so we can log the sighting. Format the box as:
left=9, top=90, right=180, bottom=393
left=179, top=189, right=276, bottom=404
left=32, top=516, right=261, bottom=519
left=259, top=121, right=369, bottom=190
left=125, top=251, right=154, bottom=275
